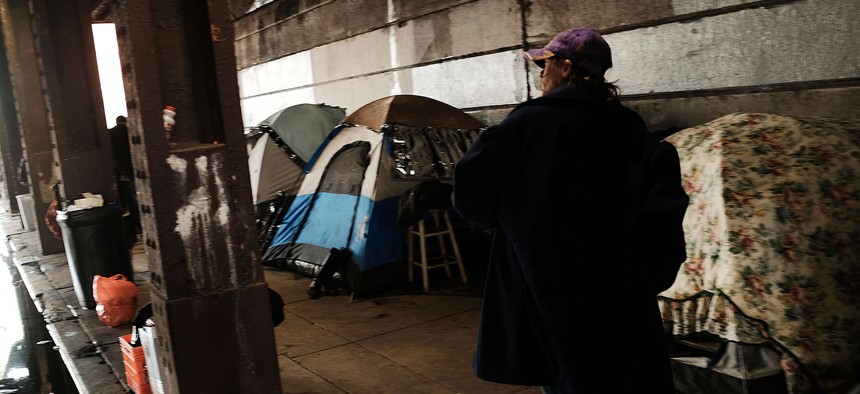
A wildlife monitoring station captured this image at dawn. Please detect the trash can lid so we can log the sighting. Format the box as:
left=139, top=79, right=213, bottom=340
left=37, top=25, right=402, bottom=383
left=56, top=202, right=124, bottom=227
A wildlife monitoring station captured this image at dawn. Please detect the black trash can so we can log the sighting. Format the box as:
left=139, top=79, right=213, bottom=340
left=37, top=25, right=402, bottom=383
left=56, top=202, right=134, bottom=309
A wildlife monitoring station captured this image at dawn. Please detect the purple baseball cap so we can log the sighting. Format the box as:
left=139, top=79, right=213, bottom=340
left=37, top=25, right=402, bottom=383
left=525, top=28, right=613, bottom=78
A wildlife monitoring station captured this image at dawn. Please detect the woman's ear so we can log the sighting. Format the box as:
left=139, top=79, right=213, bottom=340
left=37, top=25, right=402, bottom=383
left=560, top=58, right=574, bottom=77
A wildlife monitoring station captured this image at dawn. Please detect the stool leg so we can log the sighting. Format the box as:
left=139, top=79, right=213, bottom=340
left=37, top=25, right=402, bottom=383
left=407, top=225, right=414, bottom=283
left=418, top=219, right=430, bottom=292
left=443, top=210, right=468, bottom=285
left=432, top=211, right=453, bottom=278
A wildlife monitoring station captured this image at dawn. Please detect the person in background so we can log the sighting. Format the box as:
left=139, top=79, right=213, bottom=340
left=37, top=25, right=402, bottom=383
left=17, top=156, right=28, bottom=187
left=452, top=28, right=689, bottom=393
left=109, top=115, right=142, bottom=246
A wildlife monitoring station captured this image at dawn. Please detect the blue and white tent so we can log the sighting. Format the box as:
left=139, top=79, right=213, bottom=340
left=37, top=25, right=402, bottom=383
left=261, top=95, right=485, bottom=297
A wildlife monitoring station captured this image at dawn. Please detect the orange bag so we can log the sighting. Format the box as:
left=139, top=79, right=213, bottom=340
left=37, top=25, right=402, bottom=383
left=44, top=200, right=63, bottom=240
left=93, top=274, right=139, bottom=327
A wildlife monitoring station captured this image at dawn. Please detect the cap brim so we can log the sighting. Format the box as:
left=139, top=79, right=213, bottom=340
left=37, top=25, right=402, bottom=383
left=524, top=48, right=555, bottom=61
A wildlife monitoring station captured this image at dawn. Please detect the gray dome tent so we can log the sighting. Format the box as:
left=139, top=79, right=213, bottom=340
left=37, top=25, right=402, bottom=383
left=248, top=103, right=346, bottom=205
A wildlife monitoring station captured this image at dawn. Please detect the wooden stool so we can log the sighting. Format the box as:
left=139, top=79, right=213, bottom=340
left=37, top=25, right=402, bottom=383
left=407, top=209, right=468, bottom=292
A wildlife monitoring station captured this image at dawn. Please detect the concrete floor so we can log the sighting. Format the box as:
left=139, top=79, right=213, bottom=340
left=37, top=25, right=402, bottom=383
left=0, top=208, right=541, bottom=394
left=266, top=267, right=539, bottom=394
left=2, top=206, right=801, bottom=394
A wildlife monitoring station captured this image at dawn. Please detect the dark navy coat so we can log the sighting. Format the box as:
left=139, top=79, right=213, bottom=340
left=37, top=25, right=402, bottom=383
left=452, top=84, right=689, bottom=393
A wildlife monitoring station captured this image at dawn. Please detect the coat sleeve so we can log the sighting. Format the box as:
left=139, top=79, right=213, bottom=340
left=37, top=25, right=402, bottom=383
left=641, top=140, right=690, bottom=293
left=452, top=125, right=507, bottom=229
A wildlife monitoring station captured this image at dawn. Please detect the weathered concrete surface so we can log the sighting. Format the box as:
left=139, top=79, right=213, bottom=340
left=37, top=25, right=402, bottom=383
left=234, top=0, right=390, bottom=69
left=236, top=0, right=860, bottom=134
left=626, top=85, right=860, bottom=132
left=523, top=0, right=674, bottom=42
left=1, top=210, right=151, bottom=394
left=1, top=208, right=546, bottom=394
left=0, top=0, right=64, bottom=255
left=607, top=0, right=860, bottom=95
left=109, top=1, right=282, bottom=392
left=410, top=50, right=526, bottom=109
left=237, top=0, right=524, bottom=126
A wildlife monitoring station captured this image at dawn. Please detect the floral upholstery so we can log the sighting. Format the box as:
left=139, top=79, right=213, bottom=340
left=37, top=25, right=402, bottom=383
left=658, top=113, right=860, bottom=394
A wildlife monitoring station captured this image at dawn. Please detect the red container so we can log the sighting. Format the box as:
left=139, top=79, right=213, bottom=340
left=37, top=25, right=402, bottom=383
left=119, top=334, right=151, bottom=394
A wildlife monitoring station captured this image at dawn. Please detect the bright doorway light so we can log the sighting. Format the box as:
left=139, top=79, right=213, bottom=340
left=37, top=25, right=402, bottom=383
left=92, top=23, right=126, bottom=128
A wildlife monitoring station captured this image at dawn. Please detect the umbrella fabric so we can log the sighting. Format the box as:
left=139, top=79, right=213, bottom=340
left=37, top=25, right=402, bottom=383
left=658, top=113, right=860, bottom=394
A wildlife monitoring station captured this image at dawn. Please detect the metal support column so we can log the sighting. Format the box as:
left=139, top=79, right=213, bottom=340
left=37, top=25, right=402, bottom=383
left=101, top=0, right=281, bottom=392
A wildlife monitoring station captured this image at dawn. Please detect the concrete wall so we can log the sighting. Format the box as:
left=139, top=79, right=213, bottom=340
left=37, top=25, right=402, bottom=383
left=233, top=0, right=860, bottom=133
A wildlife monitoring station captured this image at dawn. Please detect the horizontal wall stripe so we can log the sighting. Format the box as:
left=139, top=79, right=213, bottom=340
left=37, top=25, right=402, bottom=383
left=239, top=88, right=316, bottom=132
left=623, top=77, right=860, bottom=101
left=237, top=0, right=860, bottom=133
left=235, top=0, right=797, bottom=69
left=597, top=0, right=800, bottom=35
left=238, top=51, right=525, bottom=128
left=411, top=51, right=525, bottom=109
left=237, top=51, right=314, bottom=98
left=625, top=85, right=860, bottom=132
left=607, top=0, right=859, bottom=95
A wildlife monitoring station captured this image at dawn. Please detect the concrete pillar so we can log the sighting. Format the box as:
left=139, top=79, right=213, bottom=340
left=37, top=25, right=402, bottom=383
left=0, top=20, right=26, bottom=214
left=107, top=0, right=281, bottom=392
left=31, top=0, right=118, bottom=204
left=0, top=0, right=64, bottom=254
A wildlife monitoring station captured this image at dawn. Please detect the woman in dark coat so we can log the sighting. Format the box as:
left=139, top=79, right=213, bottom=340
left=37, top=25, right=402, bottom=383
left=452, top=28, right=689, bottom=393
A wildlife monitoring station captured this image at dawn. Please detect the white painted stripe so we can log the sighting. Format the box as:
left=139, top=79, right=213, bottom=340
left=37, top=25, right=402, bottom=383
left=411, top=50, right=526, bottom=108
left=238, top=51, right=525, bottom=129
left=386, top=0, right=395, bottom=22
left=239, top=88, right=316, bottom=130
left=388, top=0, right=402, bottom=95
left=311, top=29, right=394, bottom=83
left=237, top=51, right=314, bottom=97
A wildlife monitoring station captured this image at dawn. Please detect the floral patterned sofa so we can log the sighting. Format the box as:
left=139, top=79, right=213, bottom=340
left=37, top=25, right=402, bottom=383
left=657, top=113, right=860, bottom=394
